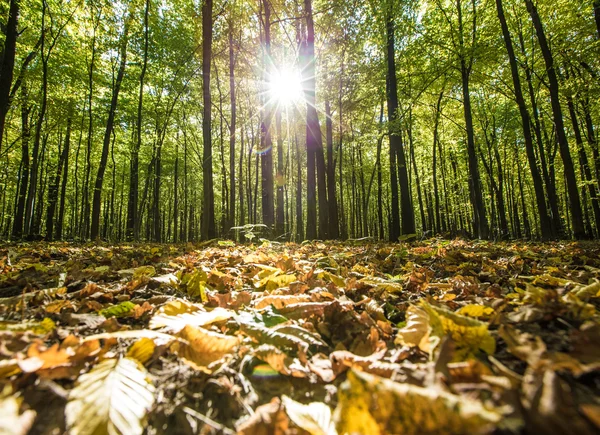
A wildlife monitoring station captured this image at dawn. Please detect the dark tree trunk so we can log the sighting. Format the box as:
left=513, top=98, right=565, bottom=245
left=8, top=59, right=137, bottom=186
left=275, top=109, right=285, bottom=237
left=201, top=0, right=215, bottom=239
left=46, top=115, right=71, bottom=240
left=457, top=0, right=488, bottom=239
left=326, top=100, right=339, bottom=238
left=12, top=92, right=30, bottom=239
left=408, top=109, right=426, bottom=234
left=496, top=0, right=553, bottom=239
left=432, top=90, right=443, bottom=234
left=228, top=17, right=236, bottom=234
left=303, top=0, right=328, bottom=239
left=56, top=115, right=71, bottom=240
left=525, top=0, right=586, bottom=239
left=566, top=93, right=600, bottom=234
left=126, top=0, right=149, bottom=241
left=91, top=20, right=129, bottom=240
left=260, top=0, right=274, bottom=232
left=0, top=0, right=18, bottom=154
left=295, top=133, right=304, bottom=241
left=385, top=11, right=415, bottom=240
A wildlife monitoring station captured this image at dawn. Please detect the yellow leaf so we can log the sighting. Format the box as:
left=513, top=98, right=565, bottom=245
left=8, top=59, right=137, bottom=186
left=265, top=274, right=297, bottom=291
left=182, top=269, right=209, bottom=302
left=395, top=305, right=432, bottom=353
left=421, top=302, right=496, bottom=360
left=457, top=304, right=495, bottom=319
left=66, top=358, right=155, bottom=435
left=150, top=307, right=235, bottom=331
left=574, top=281, right=600, bottom=301
left=158, top=298, right=201, bottom=316
left=334, top=370, right=500, bottom=435
left=171, top=325, right=239, bottom=373
left=0, top=317, right=55, bottom=335
left=283, top=395, right=336, bottom=435
left=0, top=359, right=21, bottom=379
left=127, top=338, right=156, bottom=365
left=319, top=271, right=345, bottom=288
left=133, top=265, right=156, bottom=280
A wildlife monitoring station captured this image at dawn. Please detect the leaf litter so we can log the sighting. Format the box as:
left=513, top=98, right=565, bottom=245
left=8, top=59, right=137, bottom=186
left=0, top=239, right=599, bottom=434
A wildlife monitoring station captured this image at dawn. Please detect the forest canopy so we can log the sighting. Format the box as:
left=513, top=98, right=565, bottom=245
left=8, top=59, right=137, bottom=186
left=0, top=0, right=599, bottom=242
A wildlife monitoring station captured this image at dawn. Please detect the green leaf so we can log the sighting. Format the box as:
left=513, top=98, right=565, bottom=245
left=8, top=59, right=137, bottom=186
left=99, top=301, right=136, bottom=318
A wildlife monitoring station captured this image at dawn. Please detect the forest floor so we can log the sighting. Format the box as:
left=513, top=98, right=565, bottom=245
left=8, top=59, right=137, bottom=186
left=0, top=239, right=600, bottom=434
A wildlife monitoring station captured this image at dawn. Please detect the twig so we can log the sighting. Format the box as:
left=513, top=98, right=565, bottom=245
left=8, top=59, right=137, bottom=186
left=182, top=407, right=236, bottom=435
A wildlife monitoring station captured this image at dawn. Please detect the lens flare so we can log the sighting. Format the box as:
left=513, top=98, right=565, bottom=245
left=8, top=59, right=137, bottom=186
left=268, top=67, right=303, bottom=106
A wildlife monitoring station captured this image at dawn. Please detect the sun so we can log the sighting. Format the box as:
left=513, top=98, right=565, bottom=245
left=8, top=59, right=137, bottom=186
left=268, top=67, right=303, bottom=106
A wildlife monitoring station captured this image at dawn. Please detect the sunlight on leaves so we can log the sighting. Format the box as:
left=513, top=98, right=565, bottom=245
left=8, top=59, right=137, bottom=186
left=334, top=370, right=500, bottom=435
left=66, top=358, right=155, bottom=435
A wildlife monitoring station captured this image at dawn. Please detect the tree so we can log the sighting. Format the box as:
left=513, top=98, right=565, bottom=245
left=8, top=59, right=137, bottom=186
left=201, top=0, right=215, bottom=240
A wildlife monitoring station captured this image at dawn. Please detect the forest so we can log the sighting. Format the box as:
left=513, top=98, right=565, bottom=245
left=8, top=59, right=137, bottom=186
left=0, top=0, right=599, bottom=243
left=2, top=0, right=600, bottom=434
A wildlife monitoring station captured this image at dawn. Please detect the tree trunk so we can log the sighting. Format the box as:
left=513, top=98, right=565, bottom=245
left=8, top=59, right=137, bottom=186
left=228, top=17, right=236, bottom=235
left=525, top=0, right=586, bottom=239
left=201, top=0, right=215, bottom=240
left=46, top=115, right=71, bottom=240
left=126, top=0, right=149, bottom=241
left=303, top=0, right=328, bottom=239
left=457, top=0, right=488, bottom=239
left=90, top=19, right=129, bottom=240
left=275, top=109, right=285, bottom=237
left=12, top=91, right=30, bottom=239
left=566, top=93, right=600, bottom=234
left=325, top=100, right=339, bottom=238
left=432, top=89, right=443, bottom=234
left=0, top=0, right=18, bottom=155
left=496, top=0, right=553, bottom=239
left=260, top=0, right=275, bottom=232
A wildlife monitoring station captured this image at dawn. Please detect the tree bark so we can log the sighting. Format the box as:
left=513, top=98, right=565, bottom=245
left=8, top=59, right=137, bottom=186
left=201, top=0, right=216, bottom=240
left=457, top=0, right=488, bottom=239
left=385, top=10, right=415, bottom=239
left=496, top=0, right=553, bottom=239
left=126, top=0, right=149, bottom=241
left=303, top=0, right=328, bottom=239
left=90, top=19, right=129, bottom=240
left=325, top=100, right=339, bottom=238
left=0, top=0, right=18, bottom=155
left=525, top=0, right=586, bottom=239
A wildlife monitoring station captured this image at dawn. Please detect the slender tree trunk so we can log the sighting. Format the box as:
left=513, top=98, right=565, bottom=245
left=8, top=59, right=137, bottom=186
left=91, top=19, right=129, bottom=240
left=0, top=0, right=18, bottom=154
left=326, top=100, right=339, bottom=238
left=385, top=12, right=410, bottom=240
left=275, top=109, right=285, bottom=237
left=525, top=0, right=586, bottom=239
left=408, top=109, right=425, bottom=234
left=303, top=0, right=328, bottom=239
left=295, top=133, right=304, bottom=241
left=567, top=93, right=600, bottom=234
left=126, top=0, right=149, bottom=241
left=260, top=0, right=275, bottom=232
left=457, top=0, right=488, bottom=239
left=228, top=17, right=237, bottom=234
left=12, top=92, right=30, bottom=239
left=46, top=115, right=71, bottom=240
left=432, top=90, right=443, bottom=234
left=201, top=0, right=216, bottom=239
left=496, top=0, right=553, bottom=238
